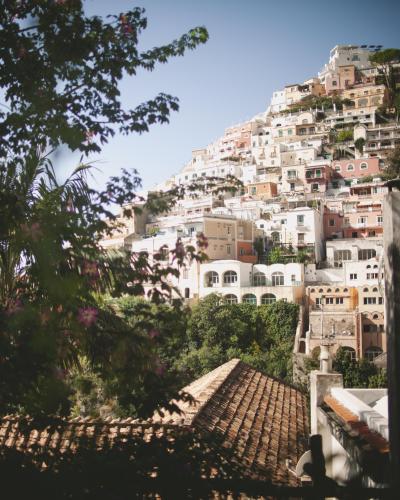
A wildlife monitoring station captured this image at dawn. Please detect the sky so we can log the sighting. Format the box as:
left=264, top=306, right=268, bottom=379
left=61, top=0, right=400, bottom=192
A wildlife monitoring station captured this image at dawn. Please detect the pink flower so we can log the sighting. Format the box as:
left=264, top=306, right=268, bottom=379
left=197, top=232, right=208, bottom=249
left=77, top=307, right=98, bottom=327
left=148, top=329, right=160, bottom=339
left=5, top=298, right=23, bottom=316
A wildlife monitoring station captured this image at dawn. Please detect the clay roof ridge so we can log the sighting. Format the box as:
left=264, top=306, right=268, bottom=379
left=182, top=358, right=242, bottom=425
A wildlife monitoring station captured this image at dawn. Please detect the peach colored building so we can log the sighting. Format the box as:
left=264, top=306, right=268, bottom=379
left=331, top=157, right=381, bottom=180
left=246, top=181, right=277, bottom=200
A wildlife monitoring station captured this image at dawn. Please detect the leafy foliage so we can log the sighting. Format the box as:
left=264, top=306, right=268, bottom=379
left=333, top=347, right=387, bottom=388
left=0, top=2, right=213, bottom=417
left=0, top=1, right=208, bottom=160
left=171, top=294, right=299, bottom=384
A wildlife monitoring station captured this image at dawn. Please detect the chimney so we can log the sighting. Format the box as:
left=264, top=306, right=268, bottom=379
left=310, top=344, right=343, bottom=435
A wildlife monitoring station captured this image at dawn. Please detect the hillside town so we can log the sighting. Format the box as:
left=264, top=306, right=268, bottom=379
left=1, top=3, right=398, bottom=493
left=102, top=44, right=396, bottom=369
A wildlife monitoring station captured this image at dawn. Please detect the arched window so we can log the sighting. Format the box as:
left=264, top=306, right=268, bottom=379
left=261, top=293, right=276, bottom=304
left=327, top=288, right=332, bottom=293
left=366, top=265, right=371, bottom=269
left=347, top=163, right=354, bottom=171
left=343, top=288, right=348, bottom=292
left=373, top=264, right=378, bottom=269
left=204, top=271, right=219, bottom=287
left=319, top=288, right=324, bottom=293
left=271, top=231, right=280, bottom=243
left=360, top=162, right=368, bottom=170
left=242, top=294, right=257, bottom=305
left=372, top=287, right=378, bottom=292
left=224, top=294, right=238, bottom=305
left=253, top=272, right=266, bottom=286
left=363, top=287, right=369, bottom=292
left=223, top=270, right=238, bottom=284
left=310, top=288, right=315, bottom=293
left=341, top=346, right=356, bottom=361
left=373, top=314, right=379, bottom=320
left=272, top=272, right=284, bottom=286
left=365, top=346, right=383, bottom=362
left=335, top=165, right=341, bottom=172
left=335, top=288, right=340, bottom=293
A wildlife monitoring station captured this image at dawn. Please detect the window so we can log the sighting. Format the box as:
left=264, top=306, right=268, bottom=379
left=363, top=324, right=378, bottom=333
left=272, top=272, right=284, bottom=286
left=287, top=170, right=297, bottom=180
left=223, top=270, right=237, bottom=284
left=377, top=215, right=383, bottom=226
left=291, top=274, right=296, bottom=284
left=278, top=130, right=283, bottom=137
left=358, top=216, right=367, bottom=224
left=205, top=271, right=219, bottom=287
left=347, top=163, right=355, bottom=171
left=227, top=225, right=231, bottom=234
left=239, top=248, right=245, bottom=256
left=183, top=269, right=189, bottom=279
left=332, top=80, right=337, bottom=86
left=342, top=347, right=356, bottom=361
left=224, top=294, right=238, bottom=305
left=360, top=162, right=368, bottom=170
left=184, top=288, right=190, bottom=299
left=261, top=293, right=276, bottom=304
left=350, top=273, right=357, bottom=280
left=352, top=232, right=358, bottom=238
left=253, top=272, right=266, bottom=286
left=365, top=346, right=383, bottom=362
left=227, top=245, right=231, bottom=255
left=336, top=297, right=344, bottom=304
left=288, top=129, right=293, bottom=135
left=271, top=231, right=280, bottom=243
left=290, top=183, right=295, bottom=191
left=297, top=233, right=305, bottom=244
left=379, top=297, right=384, bottom=305
left=332, top=181, right=339, bottom=189
left=297, top=214, right=305, bottom=226
left=281, top=219, right=287, bottom=225
left=358, top=249, right=376, bottom=260
left=325, top=297, right=334, bottom=305
left=368, top=231, right=376, bottom=237
left=334, top=250, right=351, bottom=265
left=242, top=294, right=257, bottom=305
left=329, top=219, right=335, bottom=227
left=334, top=165, right=341, bottom=172
left=250, top=186, right=257, bottom=195
left=364, top=297, right=377, bottom=305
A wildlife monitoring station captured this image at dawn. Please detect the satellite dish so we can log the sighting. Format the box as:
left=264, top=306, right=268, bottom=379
left=295, top=450, right=312, bottom=477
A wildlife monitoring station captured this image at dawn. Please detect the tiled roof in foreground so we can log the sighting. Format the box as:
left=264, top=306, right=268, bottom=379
left=0, top=359, right=309, bottom=485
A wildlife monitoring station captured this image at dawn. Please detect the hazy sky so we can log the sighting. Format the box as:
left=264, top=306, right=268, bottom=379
left=61, top=0, right=400, bottom=191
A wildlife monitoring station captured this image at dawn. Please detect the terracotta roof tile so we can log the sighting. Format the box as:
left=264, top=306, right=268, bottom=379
left=324, top=395, right=389, bottom=454
left=0, top=359, right=309, bottom=485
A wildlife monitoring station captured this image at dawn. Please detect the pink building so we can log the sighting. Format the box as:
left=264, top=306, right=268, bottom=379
left=304, top=163, right=332, bottom=194
left=324, top=201, right=344, bottom=239
left=342, top=199, right=383, bottom=239
left=331, top=157, right=381, bottom=180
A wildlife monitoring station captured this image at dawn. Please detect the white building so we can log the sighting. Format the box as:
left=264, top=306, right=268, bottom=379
left=259, top=206, right=325, bottom=262
left=199, top=260, right=304, bottom=305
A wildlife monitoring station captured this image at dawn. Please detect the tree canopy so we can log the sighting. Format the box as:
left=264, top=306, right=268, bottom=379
left=0, top=1, right=208, bottom=160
